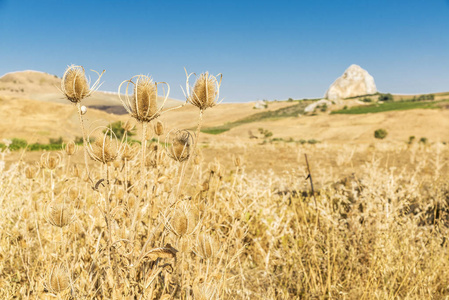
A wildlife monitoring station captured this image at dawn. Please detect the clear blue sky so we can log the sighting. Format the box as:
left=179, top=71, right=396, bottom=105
left=1, top=0, right=449, bottom=102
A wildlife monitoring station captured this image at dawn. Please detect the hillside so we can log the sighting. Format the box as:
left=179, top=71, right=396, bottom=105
left=1, top=70, right=449, bottom=146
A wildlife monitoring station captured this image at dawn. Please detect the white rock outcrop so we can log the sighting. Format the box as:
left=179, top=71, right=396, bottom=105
left=304, top=99, right=332, bottom=113
left=324, top=64, right=377, bottom=100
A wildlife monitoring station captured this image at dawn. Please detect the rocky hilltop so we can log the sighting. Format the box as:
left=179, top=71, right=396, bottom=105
left=325, top=64, right=377, bottom=100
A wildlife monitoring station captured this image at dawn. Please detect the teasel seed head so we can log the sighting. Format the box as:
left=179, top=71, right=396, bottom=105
left=185, top=71, right=222, bottom=110
left=68, top=186, right=79, bottom=202
left=121, top=143, right=139, bottom=161
left=166, top=129, right=193, bottom=162
left=41, top=152, right=61, bottom=170
left=193, top=279, right=218, bottom=300
left=196, top=233, right=217, bottom=259
left=122, top=119, right=135, bottom=133
left=70, top=165, right=80, bottom=178
left=119, top=75, right=170, bottom=123
left=61, top=65, right=104, bottom=103
left=87, top=127, right=120, bottom=164
left=46, top=264, right=70, bottom=294
left=25, top=165, right=38, bottom=179
left=233, top=155, right=243, bottom=168
left=154, top=120, right=164, bottom=136
left=208, top=160, right=221, bottom=176
left=65, top=141, right=77, bottom=156
left=46, top=202, right=73, bottom=228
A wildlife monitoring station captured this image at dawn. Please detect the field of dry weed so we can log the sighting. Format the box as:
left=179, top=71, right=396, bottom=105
left=1, top=65, right=449, bottom=299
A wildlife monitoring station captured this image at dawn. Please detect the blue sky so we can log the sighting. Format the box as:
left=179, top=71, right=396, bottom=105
left=1, top=0, right=449, bottom=102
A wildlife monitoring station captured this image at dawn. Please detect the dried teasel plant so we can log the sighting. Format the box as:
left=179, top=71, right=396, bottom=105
left=184, top=70, right=223, bottom=111
left=61, top=65, right=104, bottom=104
left=46, top=264, right=70, bottom=294
left=121, top=143, right=139, bottom=161
left=165, top=203, right=199, bottom=238
left=193, top=277, right=219, bottom=300
left=45, top=201, right=74, bottom=228
left=25, top=164, right=38, bottom=179
left=61, top=65, right=104, bottom=174
left=86, top=127, right=121, bottom=164
left=40, top=152, right=61, bottom=170
left=165, top=129, right=194, bottom=162
left=64, top=140, right=77, bottom=156
left=154, top=120, right=164, bottom=136
left=118, top=75, right=170, bottom=123
left=195, top=233, right=218, bottom=260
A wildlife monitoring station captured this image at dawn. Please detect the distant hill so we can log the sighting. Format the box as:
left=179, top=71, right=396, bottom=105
left=0, top=70, right=182, bottom=112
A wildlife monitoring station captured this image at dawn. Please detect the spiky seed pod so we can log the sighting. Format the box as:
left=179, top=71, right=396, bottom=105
left=61, top=65, right=104, bottom=103
left=121, top=143, right=139, bottom=161
left=47, top=264, right=70, bottom=294
left=196, top=233, right=217, bottom=259
left=170, top=209, right=188, bottom=237
left=145, top=151, right=158, bottom=168
left=41, top=153, right=61, bottom=170
left=186, top=71, right=222, bottom=110
left=166, top=129, right=193, bottom=162
left=193, top=280, right=218, bottom=300
left=202, top=180, right=209, bottom=191
left=119, top=75, right=170, bottom=123
left=154, top=120, right=164, bottom=136
left=46, top=202, right=73, bottom=228
left=65, top=141, right=77, bottom=156
left=209, top=160, right=221, bottom=176
left=87, top=128, right=120, bottom=164
left=25, top=165, right=38, bottom=179
left=70, top=165, right=80, bottom=178
left=68, top=186, right=79, bottom=202
left=233, top=155, right=243, bottom=168
left=122, top=119, right=135, bottom=133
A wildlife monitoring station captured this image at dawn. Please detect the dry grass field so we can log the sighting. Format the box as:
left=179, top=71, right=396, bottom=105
left=1, top=68, right=449, bottom=299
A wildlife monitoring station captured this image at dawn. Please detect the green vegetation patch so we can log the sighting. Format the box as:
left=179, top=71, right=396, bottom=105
left=332, top=100, right=444, bottom=115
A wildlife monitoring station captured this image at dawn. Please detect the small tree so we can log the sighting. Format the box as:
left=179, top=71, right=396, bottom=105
left=374, top=129, right=388, bottom=139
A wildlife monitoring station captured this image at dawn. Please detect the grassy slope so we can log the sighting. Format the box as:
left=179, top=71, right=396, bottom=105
left=201, top=101, right=312, bottom=134
left=331, top=100, right=446, bottom=115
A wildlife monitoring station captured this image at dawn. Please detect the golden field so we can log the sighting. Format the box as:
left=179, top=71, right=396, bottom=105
left=1, top=69, right=449, bottom=299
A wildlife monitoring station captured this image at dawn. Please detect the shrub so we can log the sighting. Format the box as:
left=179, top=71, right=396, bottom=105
left=105, top=121, right=135, bottom=140
left=374, top=129, right=388, bottom=139
left=49, top=137, right=63, bottom=144
left=258, top=128, right=273, bottom=138
left=361, top=97, right=373, bottom=103
left=320, top=104, right=328, bottom=112
left=419, top=137, right=428, bottom=144
left=407, top=136, right=416, bottom=145
left=378, top=93, right=393, bottom=102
